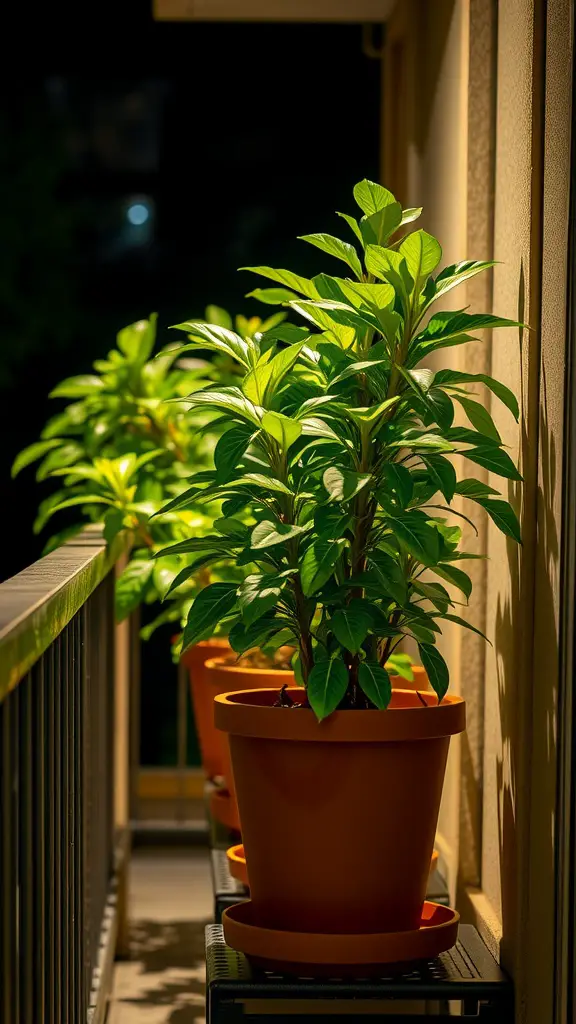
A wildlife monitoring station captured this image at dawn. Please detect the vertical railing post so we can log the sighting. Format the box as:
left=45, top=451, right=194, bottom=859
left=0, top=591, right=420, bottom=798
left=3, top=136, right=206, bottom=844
left=114, top=557, right=131, bottom=958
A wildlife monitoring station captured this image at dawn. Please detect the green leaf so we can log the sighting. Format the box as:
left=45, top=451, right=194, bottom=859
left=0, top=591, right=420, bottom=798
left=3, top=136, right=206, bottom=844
left=103, top=508, right=125, bottom=545
left=41, top=494, right=114, bottom=525
left=228, top=614, right=283, bottom=655
left=164, top=555, right=222, bottom=599
left=385, top=652, right=414, bottom=681
left=117, top=316, right=156, bottom=362
left=115, top=558, right=154, bottom=622
left=400, top=207, right=423, bottom=227
left=475, top=497, right=522, bottom=543
left=214, top=426, right=253, bottom=483
left=367, top=550, right=407, bottom=605
left=262, top=411, right=302, bottom=451
left=241, top=266, right=319, bottom=299
left=235, top=473, right=293, bottom=495
left=412, top=580, right=453, bottom=612
left=336, top=211, right=363, bottom=243
left=462, top=446, right=522, bottom=481
left=455, top=396, right=501, bottom=442
left=238, top=573, right=286, bottom=627
left=455, top=478, right=500, bottom=498
left=181, top=386, right=262, bottom=427
left=323, top=467, right=371, bottom=503
left=243, top=341, right=305, bottom=405
left=422, top=455, right=457, bottom=502
left=379, top=463, right=414, bottom=509
left=383, top=513, right=440, bottom=566
left=298, top=232, right=363, bottom=279
left=173, top=321, right=252, bottom=368
left=300, top=537, right=347, bottom=596
left=353, top=179, right=398, bottom=216
left=206, top=304, right=233, bottom=329
left=307, top=657, right=349, bottom=721
left=331, top=606, right=372, bottom=653
left=399, top=230, right=442, bottom=293
left=418, top=643, right=449, bottom=701
left=49, top=375, right=105, bottom=398
left=434, top=370, right=520, bottom=421
left=360, top=203, right=403, bottom=248
left=182, top=583, right=239, bottom=652
left=431, top=260, right=497, bottom=303
left=440, top=612, right=491, bottom=643
left=358, top=662, right=392, bottom=709
left=251, top=520, right=310, bottom=550
left=246, top=286, right=298, bottom=305
left=12, top=439, right=63, bottom=477
left=431, top=563, right=472, bottom=600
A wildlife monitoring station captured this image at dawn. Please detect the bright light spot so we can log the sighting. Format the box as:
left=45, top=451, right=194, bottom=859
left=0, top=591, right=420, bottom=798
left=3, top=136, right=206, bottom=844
left=127, top=202, right=150, bottom=226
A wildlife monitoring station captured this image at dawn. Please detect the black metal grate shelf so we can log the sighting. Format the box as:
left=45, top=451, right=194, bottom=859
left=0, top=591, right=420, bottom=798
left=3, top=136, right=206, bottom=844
left=206, top=923, right=513, bottom=1022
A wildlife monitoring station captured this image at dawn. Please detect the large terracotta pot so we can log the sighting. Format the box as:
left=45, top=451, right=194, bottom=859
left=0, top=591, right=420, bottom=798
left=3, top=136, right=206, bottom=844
left=180, top=639, right=231, bottom=779
left=205, top=658, right=295, bottom=830
left=215, top=687, right=464, bottom=955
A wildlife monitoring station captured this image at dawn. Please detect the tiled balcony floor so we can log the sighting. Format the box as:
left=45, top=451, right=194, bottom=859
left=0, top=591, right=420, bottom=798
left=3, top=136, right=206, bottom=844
left=108, top=846, right=211, bottom=1023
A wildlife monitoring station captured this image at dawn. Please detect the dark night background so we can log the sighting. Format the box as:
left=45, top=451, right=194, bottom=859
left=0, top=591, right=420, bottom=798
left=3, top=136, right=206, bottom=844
left=1, top=1, right=380, bottom=763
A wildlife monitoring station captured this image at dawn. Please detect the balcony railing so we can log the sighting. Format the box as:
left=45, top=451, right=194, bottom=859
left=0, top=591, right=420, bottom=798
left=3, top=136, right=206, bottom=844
left=0, top=527, right=131, bottom=1024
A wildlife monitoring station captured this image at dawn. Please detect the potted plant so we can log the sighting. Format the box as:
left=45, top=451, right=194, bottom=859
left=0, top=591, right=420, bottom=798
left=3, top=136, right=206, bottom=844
left=161, top=178, right=521, bottom=969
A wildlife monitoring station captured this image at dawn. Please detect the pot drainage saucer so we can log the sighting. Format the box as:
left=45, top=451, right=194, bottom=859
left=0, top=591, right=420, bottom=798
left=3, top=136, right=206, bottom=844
left=222, top=899, right=459, bottom=974
left=227, top=843, right=248, bottom=886
left=210, top=787, right=240, bottom=832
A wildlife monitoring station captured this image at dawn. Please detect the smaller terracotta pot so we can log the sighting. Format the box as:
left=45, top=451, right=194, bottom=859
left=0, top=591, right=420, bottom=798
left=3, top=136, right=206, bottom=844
left=390, top=665, right=431, bottom=692
left=180, top=639, right=231, bottom=779
left=205, top=658, right=296, bottom=831
left=226, top=843, right=440, bottom=891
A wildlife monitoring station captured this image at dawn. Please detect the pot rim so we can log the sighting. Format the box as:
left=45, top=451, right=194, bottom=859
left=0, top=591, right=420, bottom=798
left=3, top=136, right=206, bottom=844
left=205, top=656, right=295, bottom=679
left=215, top=686, right=465, bottom=742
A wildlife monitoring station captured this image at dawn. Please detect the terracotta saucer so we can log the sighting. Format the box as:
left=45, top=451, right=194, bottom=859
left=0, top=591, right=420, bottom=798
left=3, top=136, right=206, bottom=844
left=210, top=786, right=240, bottom=832
left=227, top=843, right=249, bottom=886
left=222, top=899, right=459, bottom=975
left=227, top=846, right=439, bottom=892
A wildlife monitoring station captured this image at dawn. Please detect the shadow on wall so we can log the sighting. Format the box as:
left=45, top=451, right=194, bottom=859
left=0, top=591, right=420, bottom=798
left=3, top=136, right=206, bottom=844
left=495, top=263, right=558, bottom=995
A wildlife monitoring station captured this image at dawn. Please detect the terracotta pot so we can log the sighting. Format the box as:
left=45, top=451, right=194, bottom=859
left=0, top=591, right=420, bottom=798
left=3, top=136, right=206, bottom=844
left=391, top=665, right=431, bottom=692
left=180, top=639, right=231, bottom=779
left=205, top=658, right=296, bottom=829
left=215, top=687, right=465, bottom=940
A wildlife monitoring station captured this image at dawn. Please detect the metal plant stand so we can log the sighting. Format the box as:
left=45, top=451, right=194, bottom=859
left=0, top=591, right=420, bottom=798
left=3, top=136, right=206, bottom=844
left=205, top=923, right=513, bottom=1022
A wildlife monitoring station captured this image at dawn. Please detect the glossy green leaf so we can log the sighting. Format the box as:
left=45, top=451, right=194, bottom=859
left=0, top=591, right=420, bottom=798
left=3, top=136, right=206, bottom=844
left=182, top=583, right=239, bottom=652
left=399, top=230, right=442, bottom=293
left=251, top=520, right=310, bottom=550
left=307, top=657, right=349, bottom=721
left=214, top=426, right=253, bottom=483
left=331, top=605, right=372, bottom=653
left=353, top=179, right=398, bottom=216
left=475, top=497, right=522, bottom=543
left=434, top=370, right=520, bottom=420
left=462, top=446, right=522, bottom=481
left=206, top=304, right=233, bottom=329
left=241, top=266, right=318, bottom=299
left=246, top=286, right=298, bottom=305
left=455, top=478, right=500, bottom=499
left=300, top=537, right=347, bottom=596
left=323, top=467, right=371, bottom=503
left=431, top=563, right=472, bottom=600
left=262, top=411, right=302, bottom=451
left=418, top=643, right=449, bottom=701
left=49, top=375, right=105, bottom=399
left=383, top=513, right=440, bottom=566
left=12, top=439, right=64, bottom=477
left=431, top=261, right=497, bottom=303
left=117, top=316, right=156, bottom=362
left=455, top=396, right=501, bottom=442
left=238, top=573, right=286, bottom=627
left=298, top=232, right=363, bottom=279
left=358, top=662, right=392, bottom=709
left=336, top=211, right=363, bottom=243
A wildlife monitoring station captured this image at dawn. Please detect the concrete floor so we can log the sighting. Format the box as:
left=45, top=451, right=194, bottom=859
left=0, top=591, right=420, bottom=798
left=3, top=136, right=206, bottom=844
left=108, top=847, right=212, bottom=1024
